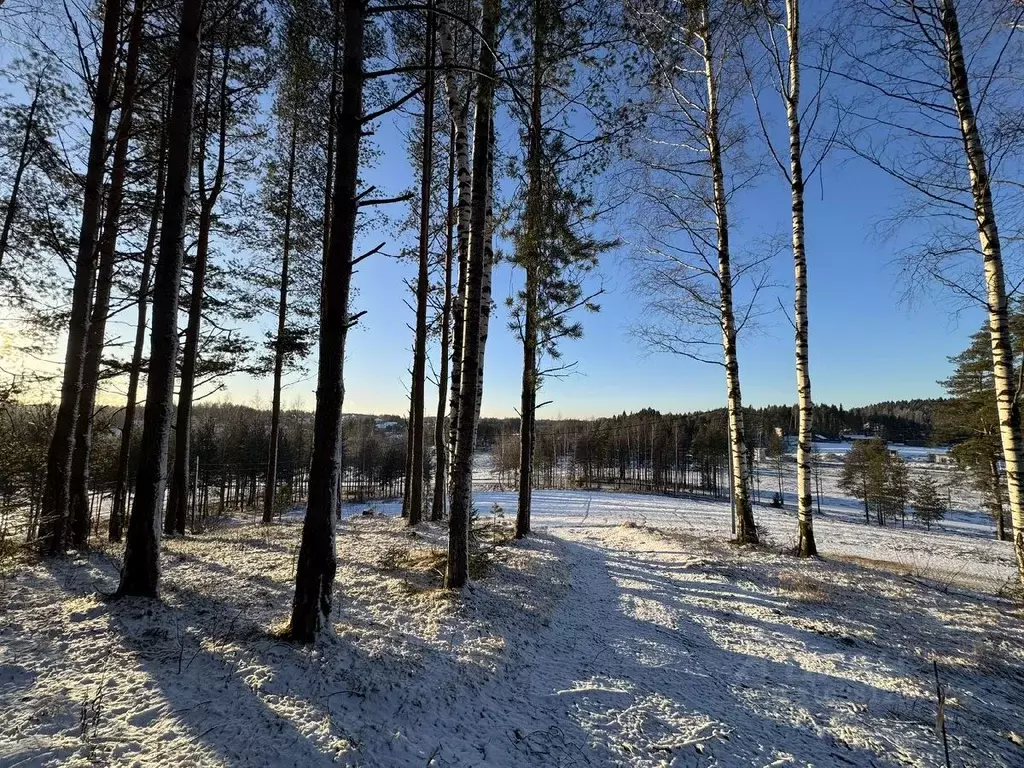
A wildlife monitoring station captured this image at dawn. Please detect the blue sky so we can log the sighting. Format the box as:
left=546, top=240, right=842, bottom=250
left=232, top=112, right=981, bottom=419
left=229, top=3, right=1000, bottom=420
left=0, top=4, right=991, bottom=419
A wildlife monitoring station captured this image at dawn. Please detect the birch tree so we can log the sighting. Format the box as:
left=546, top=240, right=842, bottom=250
left=838, top=0, right=1024, bottom=581
left=438, top=0, right=476, bottom=497
left=447, top=0, right=500, bottom=589
left=628, top=0, right=764, bottom=544
left=747, top=0, right=835, bottom=556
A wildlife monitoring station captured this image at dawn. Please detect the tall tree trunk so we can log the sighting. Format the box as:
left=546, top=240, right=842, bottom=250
left=702, top=8, right=757, bottom=545
left=110, top=109, right=166, bottom=542
left=322, top=0, right=340, bottom=267
left=409, top=1, right=437, bottom=526
left=0, top=79, right=41, bottom=270
left=39, top=0, right=123, bottom=554
left=517, top=0, right=542, bottom=540
left=783, top=0, right=816, bottom=557
left=438, top=10, right=472, bottom=487
left=69, top=0, right=148, bottom=550
left=940, top=0, right=1024, bottom=582
left=471, top=117, right=495, bottom=435
left=264, top=114, right=299, bottom=524
left=167, top=44, right=230, bottom=536
left=446, top=0, right=499, bottom=589
left=287, top=0, right=363, bottom=642
left=431, top=125, right=456, bottom=521
left=116, top=0, right=205, bottom=597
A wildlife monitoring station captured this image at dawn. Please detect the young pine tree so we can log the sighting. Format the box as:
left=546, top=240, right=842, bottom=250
left=912, top=472, right=947, bottom=531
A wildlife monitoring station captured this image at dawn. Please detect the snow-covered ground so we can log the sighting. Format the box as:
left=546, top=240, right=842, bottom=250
left=2, top=480, right=1023, bottom=766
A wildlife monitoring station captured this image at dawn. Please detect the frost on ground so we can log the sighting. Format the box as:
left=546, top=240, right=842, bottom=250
left=2, top=490, right=1024, bottom=767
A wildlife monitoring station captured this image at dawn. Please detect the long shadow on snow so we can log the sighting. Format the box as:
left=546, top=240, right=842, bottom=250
left=569, top=540, right=1024, bottom=768
left=30, top=552, right=352, bottom=767
left=532, top=538, right=991, bottom=767
left=32, top=528, right=592, bottom=768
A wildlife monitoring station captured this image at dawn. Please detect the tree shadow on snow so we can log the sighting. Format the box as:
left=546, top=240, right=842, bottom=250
left=540, top=537, right=1024, bottom=767
left=24, top=549, right=360, bottom=766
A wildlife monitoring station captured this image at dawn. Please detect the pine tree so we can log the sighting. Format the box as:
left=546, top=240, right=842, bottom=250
left=935, top=327, right=1012, bottom=540
left=167, top=1, right=273, bottom=536
left=912, top=472, right=947, bottom=531
left=38, top=0, right=124, bottom=554
left=117, top=0, right=206, bottom=597
left=840, top=439, right=883, bottom=524
left=68, top=0, right=151, bottom=550
left=260, top=0, right=322, bottom=524
left=884, top=453, right=909, bottom=527
left=508, top=0, right=613, bottom=539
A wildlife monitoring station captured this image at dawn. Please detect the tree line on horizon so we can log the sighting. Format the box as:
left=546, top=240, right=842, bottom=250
left=2, top=0, right=1024, bottom=642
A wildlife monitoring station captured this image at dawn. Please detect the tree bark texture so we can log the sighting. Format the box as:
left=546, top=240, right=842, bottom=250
left=409, top=0, right=437, bottom=526
left=287, top=0, right=363, bottom=641
left=117, top=0, right=205, bottom=597
left=431, top=125, right=456, bottom=521
left=39, top=0, right=123, bottom=554
left=940, top=0, right=1024, bottom=583
left=438, top=8, right=472, bottom=486
left=517, top=0, right=543, bottom=540
left=69, top=0, right=149, bottom=550
left=783, top=0, right=817, bottom=557
left=167, top=44, right=230, bottom=536
left=701, top=7, right=757, bottom=545
left=447, top=0, right=499, bottom=589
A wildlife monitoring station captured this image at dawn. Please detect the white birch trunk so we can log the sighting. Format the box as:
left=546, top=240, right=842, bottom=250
left=939, top=0, right=1024, bottom=582
left=784, top=0, right=817, bottom=556
left=438, top=9, right=473, bottom=478
left=702, top=7, right=758, bottom=545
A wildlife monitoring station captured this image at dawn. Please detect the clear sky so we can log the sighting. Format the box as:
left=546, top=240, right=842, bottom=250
left=0, top=3, right=992, bottom=419
left=227, top=112, right=982, bottom=419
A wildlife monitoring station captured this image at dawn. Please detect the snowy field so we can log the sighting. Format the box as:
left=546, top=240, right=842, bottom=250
left=2, top=478, right=1024, bottom=766
left=807, top=441, right=948, bottom=461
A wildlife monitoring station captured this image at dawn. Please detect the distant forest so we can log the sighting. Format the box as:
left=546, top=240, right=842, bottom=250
left=474, top=399, right=944, bottom=448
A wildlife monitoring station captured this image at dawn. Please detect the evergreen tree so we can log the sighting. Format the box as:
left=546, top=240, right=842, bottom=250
left=258, top=0, right=324, bottom=523
left=884, top=453, right=909, bottom=527
left=912, top=472, right=947, bottom=530
left=934, top=327, right=1011, bottom=540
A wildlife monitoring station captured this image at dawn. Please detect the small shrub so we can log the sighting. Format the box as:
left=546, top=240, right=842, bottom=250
left=273, top=483, right=293, bottom=518
left=377, top=544, right=411, bottom=571
left=770, top=492, right=783, bottom=508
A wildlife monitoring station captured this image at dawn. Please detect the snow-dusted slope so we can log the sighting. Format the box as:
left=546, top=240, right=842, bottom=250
left=1, top=489, right=1023, bottom=766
